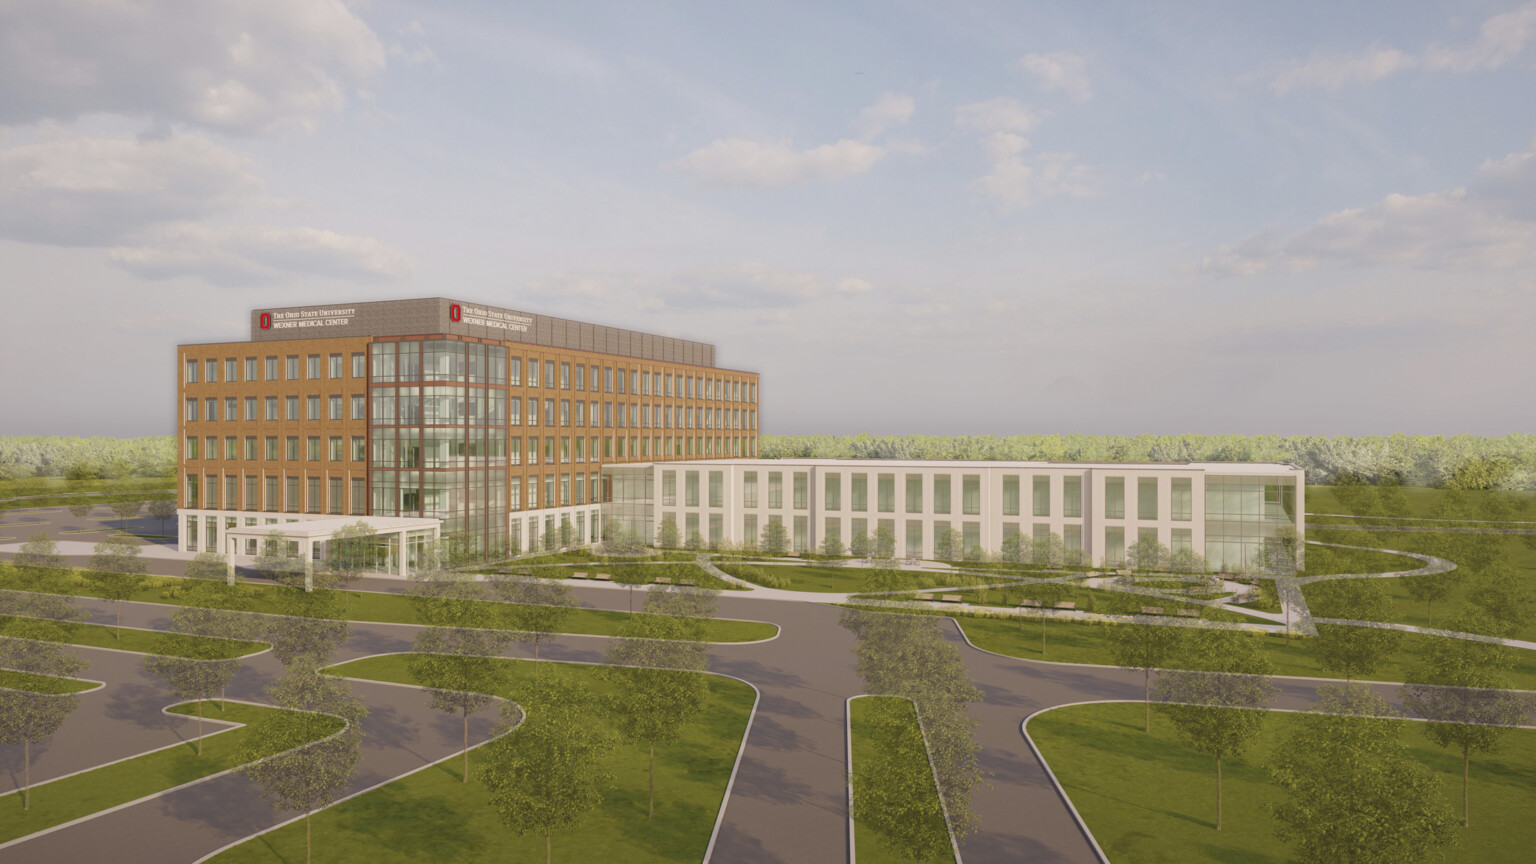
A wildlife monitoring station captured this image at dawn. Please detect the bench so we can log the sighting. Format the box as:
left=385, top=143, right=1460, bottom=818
left=1054, top=601, right=1077, bottom=610
left=570, top=572, right=588, bottom=579
left=915, top=593, right=934, bottom=601
left=1140, top=606, right=1164, bottom=615
left=1115, top=569, right=1132, bottom=576
left=654, top=577, right=673, bottom=585
left=1018, top=599, right=1042, bottom=608
left=940, top=594, right=962, bottom=603
left=593, top=573, right=611, bottom=581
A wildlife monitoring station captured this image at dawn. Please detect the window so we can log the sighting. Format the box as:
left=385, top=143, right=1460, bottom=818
left=743, top=471, right=758, bottom=508
left=205, top=436, right=217, bottom=460
left=560, top=400, right=570, bottom=427
left=825, top=517, right=841, bottom=546
left=226, top=358, right=238, bottom=381
left=1064, top=477, right=1082, bottom=518
left=284, top=356, right=298, bottom=380
left=851, top=473, right=868, bottom=511
left=246, top=357, right=258, bottom=381
left=1002, top=475, right=1019, bottom=516
left=351, top=352, right=366, bottom=378
left=307, top=477, right=322, bottom=513
left=1105, top=477, right=1125, bottom=519
left=305, top=355, right=320, bottom=379
left=877, top=473, right=895, bottom=513
left=1104, top=527, right=1125, bottom=566
left=527, top=358, right=539, bottom=387
left=205, top=358, right=218, bottom=382
left=1171, top=528, right=1192, bottom=553
left=1065, top=525, right=1082, bottom=554
left=185, top=398, right=198, bottom=422
left=662, top=471, right=676, bottom=506
left=793, top=472, right=807, bottom=510
left=906, top=475, right=923, bottom=513
left=793, top=516, right=808, bottom=553
left=906, top=520, right=923, bottom=558
left=286, top=437, right=300, bottom=461
left=710, top=471, right=724, bottom=508
left=574, top=364, right=585, bottom=391
left=266, top=356, right=280, bottom=381
left=285, top=396, right=299, bottom=421
left=1032, top=476, right=1050, bottom=517
left=265, top=476, right=280, bottom=512
left=768, top=472, right=782, bottom=508
left=352, top=436, right=366, bottom=461
left=286, top=477, right=300, bottom=512
left=244, top=397, right=257, bottom=421
left=1139, top=478, right=1158, bottom=520
left=560, top=362, right=570, bottom=389
left=185, top=436, right=199, bottom=459
left=185, top=359, right=199, bottom=383
left=265, top=437, right=279, bottom=460
left=225, top=436, right=238, bottom=460
left=544, top=398, right=554, bottom=426
left=329, top=437, right=343, bottom=461
left=665, top=374, right=674, bottom=397
left=206, top=397, right=218, bottom=421
left=962, top=475, right=980, bottom=515
left=933, top=475, right=951, bottom=514
left=245, top=436, right=258, bottom=459
left=1172, top=478, right=1192, bottom=521
left=246, top=476, right=259, bottom=510
left=265, top=396, right=278, bottom=421
left=685, top=471, right=699, bottom=507
left=306, top=395, right=320, bottom=421
left=825, top=473, right=841, bottom=511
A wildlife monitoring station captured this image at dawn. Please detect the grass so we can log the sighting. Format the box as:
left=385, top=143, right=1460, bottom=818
left=878, top=584, right=1263, bottom=624
left=1305, top=485, right=1536, bottom=520
left=849, top=696, right=954, bottom=864
left=0, top=701, right=341, bottom=843
left=0, top=669, right=97, bottom=694
left=495, top=549, right=699, bottom=566
left=1295, top=542, right=1425, bottom=577
left=207, top=654, right=757, bottom=864
left=944, top=612, right=1536, bottom=688
left=0, top=565, right=778, bottom=644
left=0, top=616, right=266, bottom=659
left=715, top=562, right=1012, bottom=593
left=0, top=477, right=175, bottom=512
left=479, top=561, right=744, bottom=591
left=1028, top=701, right=1536, bottom=864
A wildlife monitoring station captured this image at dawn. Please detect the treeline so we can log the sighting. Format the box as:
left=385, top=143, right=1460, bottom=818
left=0, top=436, right=176, bottom=481
left=760, top=433, right=1536, bottom=489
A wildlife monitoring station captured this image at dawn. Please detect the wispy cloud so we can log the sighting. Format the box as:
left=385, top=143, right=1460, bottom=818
left=1019, top=51, right=1092, bottom=101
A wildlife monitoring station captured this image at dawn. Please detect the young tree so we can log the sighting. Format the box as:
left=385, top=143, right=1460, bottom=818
left=262, top=588, right=350, bottom=672
left=408, top=622, right=511, bottom=783
left=1310, top=578, right=1401, bottom=681
left=559, top=518, right=575, bottom=550
left=848, top=530, right=871, bottom=559
left=1032, top=531, right=1067, bottom=567
left=1377, top=476, right=1411, bottom=518
left=1153, top=629, right=1275, bottom=830
left=820, top=530, right=846, bottom=558
left=860, top=568, right=905, bottom=597
left=685, top=530, right=704, bottom=551
left=147, top=498, right=178, bottom=535
left=998, top=531, right=1024, bottom=564
left=872, top=524, right=897, bottom=561
left=11, top=532, right=64, bottom=575
left=142, top=643, right=240, bottom=755
left=184, top=549, right=231, bottom=584
left=1463, top=561, right=1535, bottom=639
left=325, top=522, right=379, bottom=590
left=1109, top=623, right=1186, bottom=732
left=1124, top=538, right=1171, bottom=572
left=255, top=530, right=306, bottom=589
left=1270, top=684, right=1457, bottom=863
left=759, top=519, right=789, bottom=556
left=238, top=670, right=367, bottom=864
left=850, top=697, right=951, bottom=863
left=1401, top=572, right=1456, bottom=628
left=656, top=515, right=680, bottom=549
left=1401, top=609, right=1536, bottom=827
left=493, top=573, right=577, bottom=663
left=543, top=523, right=559, bottom=554
left=1023, top=579, right=1074, bottom=652
left=480, top=680, right=616, bottom=864
left=108, top=498, right=142, bottom=530
left=601, top=598, right=710, bottom=818
left=0, top=636, right=88, bottom=810
left=84, top=534, right=151, bottom=638
left=67, top=501, right=93, bottom=519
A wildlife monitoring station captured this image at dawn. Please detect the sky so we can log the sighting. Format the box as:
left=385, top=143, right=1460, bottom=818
left=0, top=0, right=1532, bottom=438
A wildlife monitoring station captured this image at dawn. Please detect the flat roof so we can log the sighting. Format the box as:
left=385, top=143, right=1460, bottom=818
left=225, top=516, right=439, bottom=539
left=606, top=459, right=1303, bottom=472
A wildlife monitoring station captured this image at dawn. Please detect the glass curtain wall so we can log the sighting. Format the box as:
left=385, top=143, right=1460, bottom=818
left=371, top=339, right=508, bottom=557
left=1204, top=475, right=1297, bottom=571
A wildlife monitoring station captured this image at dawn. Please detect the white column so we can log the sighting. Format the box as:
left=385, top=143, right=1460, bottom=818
left=302, top=537, right=314, bottom=592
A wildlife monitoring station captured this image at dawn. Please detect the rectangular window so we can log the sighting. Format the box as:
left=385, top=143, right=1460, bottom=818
left=793, top=472, right=807, bottom=510
left=244, top=396, right=257, bottom=421
left=560, top=362, right=570, bottom=389
left=185, top=359, right=198, bottom=383
left=352, top=436, right=366, bottom=461
left=225, top=436, right=238, bottom=460
left=305, top=395, right=319, bottom=421
left=1171, top=528, right=1193, bottom=554
left=205, top=358, right=217, bottom=383
left=905, top=475, right=922, bottom=513
left=351, top=478, right=365, bottom=515
left=265, top=356, right=280, bottom=381
left=873, top=473, right=893, bottom=513
left=1105, top=477, right=1125, bottom=519
left=351, top=352, right=366, bottom=379
left=767, top=471, right=783, bottom=508
left=906, top=520, right=923, bottom=558
left=825, top=473, right=841, bottom=511
left=932, top=475, right=951, bottom=514
left=851, top=473, right=868, bottom=512
left=708, top=471, right=724, bottom=508
left=1139, top=478, right=1158, bottom=520
left=284, top=436, right=298, bottom=461
left=1033, top=476, right=1050, bottom=517
left=685, top=471, right=699, bottom=507
left=1139, top=526, right=1159, bottom=547
left=206, top=397, right=218, bottom=421
left=263, top=396, right=277, bottom=421
left=185, top=398, right=198, bottom=422
left=661, top=470, right=676, bottom=506
left=743, top=471, right=758, bottom=508
left=1064, top=524, right=1082, bottom=553
left=1064, top=477, right=1082, bottom=518
left=224, top=397, right=236, bottom=421
left=246, top=476, right=259, bottom=510
left=1104, top=526, right=1125, bottom=566
left=1002, top=475, right=1019, bottom=516
left=284, top=396, right=297, bottom=421
left=962, top=475, right=981, bottom=515
left=265, top=476, right=280, bottom=512
left=185, top=436, right=199, bottom=459
left=1171, top=478, right=1192, bottom=521
left=265, top=437, right=279, bottom=460
left=245, top=436, right=258, bottom=459
left=285, top=476, right=300, bottom=512
left=246, top=357, right=259, bottom=381
left=793, top=515, right=808, bottom=553
left=329, top=437, right=343, bottom=461
left=204, top=436, right=217, bottom=460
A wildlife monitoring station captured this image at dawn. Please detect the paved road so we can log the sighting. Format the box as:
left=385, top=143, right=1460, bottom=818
left=0, top=507, right=1457, bottom=863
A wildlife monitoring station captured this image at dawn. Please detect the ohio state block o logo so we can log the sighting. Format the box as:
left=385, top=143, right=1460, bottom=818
left=449, top=303, right=462, bottom=322
left=259, top=312, right=272, bottom=329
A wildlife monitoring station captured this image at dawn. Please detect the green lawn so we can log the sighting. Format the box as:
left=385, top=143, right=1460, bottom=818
left=874, top=584, right=1264, bottom=624
left=1028, top=701, right=1536, bottom=864
left=207, top=654, right=757, bottom=864
left=0, top=669, right=97, bottom=694
left=1295, top=542, right=1425, bottom=577
left=0, top=478, right=175, bottom=512
left=478, top=560, right=744, bottom=591
left=0, top=565, right=778, bottom=644
left=849, top=696, right=954, bottom=864
left=495, top=550, right=699, bottom=566
left=1305, top=486, right=1536, bottom=519
left=950, top=613, right=1536, bottom=689
left=716, top=562, right=1012, bottom=593
left=1306, top=575, right=1536, bottom=643
left=0, top=615, right=266, bottom=659
left=0, top=701, right=341, bottom=843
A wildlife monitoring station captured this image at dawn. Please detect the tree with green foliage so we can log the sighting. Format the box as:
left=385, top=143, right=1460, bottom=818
left=1270, top=684, right=1457, bottom=863
left=934, top=528, right=962, bottom=562
left=848, top=530, right=871, bottom=559
left=820, top=530, right=846, bottom=558
left=998, top=531, right=1027, bottom=564
left=147, top=498, right=178, bottom=535
left=601, top=587, right=712, bottom=818
left=1023, top=579, right=1074, bottom=651
left=263, top=587, right=350, bottom=673
left=142, top=643, right=240, bottom=755
left=255, top=530, right=307, bottom=590
left=851, top=698, right=952, bottom=863
left=1377, top=476, right=1411, bottom=518
left=1401, top=573, right=1456, bottom=629
left=1463, top=560, right=1535, bottom=639
left=1109, top=623, right=1186, bottom=733
left=494, top=573, right=576, bottom=663
left=67, top=501, right=93, bottom=519
left=325, top=522, right=379, bottom=590
left=11, top=532, right=64, bottom=575
left=84, top=534, right=151, bottom=638
left=559, top=518, right=575, bottom=550
left=481, top=679, right=615, bottom=864
left=408, top=619, right=511, bottom=783
left=239, top=669, right=366, bottom=864
left=1310, top=579, right=1401, bottom=681
left=1032, top=531, right=1067, bottom=567
left=1401, top=609, right=1536, bottom=827
left=184, top=549, right=231, bottom=584
left=1154, top=629, right=1275, bottom=830
left=108, top=498, right=142, bottom=530
left=0, top=635, right=87, bottom=811
left=1124, top=538, right=1170, bottom=572
left=685, top=529, right=704, bottom=550
left=760, top=519, right=789, bottom=556
left=860, top=568, right=905, bottom=597
left=1257, top=526, right=1300, bottom=577
left=543, top=523, right=559, bottom=555
left=873, top=523, right=897, bottom=561
left=656, top=514, right=680, bottom=549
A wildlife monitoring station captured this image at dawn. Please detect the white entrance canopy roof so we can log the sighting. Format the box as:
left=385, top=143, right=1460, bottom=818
left=224, top=516, right=439, bottom=542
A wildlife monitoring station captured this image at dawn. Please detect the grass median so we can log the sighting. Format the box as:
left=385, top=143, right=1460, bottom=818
left=207, top=654, right=756, bottom=864
left=1027, top=700, right=1536, bottom=864
left=0, top=669, right=97, bottom=694
left=0, top=701, right=342, bottom=844
left=849, top=696, right=954, bottom=864
left=0, top=615, right=266, bottom=659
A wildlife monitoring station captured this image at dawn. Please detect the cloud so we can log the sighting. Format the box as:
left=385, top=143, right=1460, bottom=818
left=1270, top=2, right=1536, bottom=93
left=856, top=92, right=915, bottom=140
left=955, top=97, right=1039, bottom=134
left=1019, top=51, right=1092, bottom=101
left=1203, top=139, right=1536, bottom=275
left=0, top=133, right=260, bottom=245
left=108, top=223, right=414, bottom=285
left=0, top=0, right=385, bottom=134
left=668, top=138, right=886, bottom=188
left=533, top=264, right=876, bottom=311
